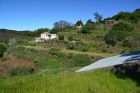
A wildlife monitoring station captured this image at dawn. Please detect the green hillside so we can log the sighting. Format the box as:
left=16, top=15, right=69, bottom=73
left=0, top=8, right=140, bottom=93
left=0, top=68, right=140, bottom=93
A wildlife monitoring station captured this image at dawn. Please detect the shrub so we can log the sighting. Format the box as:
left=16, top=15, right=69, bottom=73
left=105, top=22, right=134, bottom=46
left=104, top=26, right=107, bottom=31
left=68, top=36, right=73, bottom=41
left=101, top=48, right=107, bottom=53
left=0, top=57, right=7, bottom=62
left=91, top=56, right=94, bottom=59
left=66, top=42, right=76, bottom=50
left=17, top=46, right=26, bottom=51
left=56, top=52, right=66, bottom=57
left=0, top=44, right=6, bottom=57
left=30, top=43, right=36, bottom=46
left=81, top=46, right=88, bottom=52
left=75, top=41, right=89, bottom=52
left=58, top=35, right=64, bottom=40
left=63, top=54, right=92, bottom=68
left=72, top=54, right=92, bottom=67
left=66, top=53, right=73, bottom=59
left=112, top=22, right=134, bottom=32
left=74, top=38, right=80, bottom=41
left=76, top=41, right=84, bottom=46
left=81, top=26, right=91, bottom=34
left=49, top=48, right=61, bottom=51
left=7, top=66, right=35, bottom=77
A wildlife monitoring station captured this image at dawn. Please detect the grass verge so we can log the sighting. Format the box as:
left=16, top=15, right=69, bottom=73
left=0, top=68, right=139, bottom=93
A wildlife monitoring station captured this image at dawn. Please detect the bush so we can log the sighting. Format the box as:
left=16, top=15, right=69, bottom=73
left=75, top=41, right=89, bottom=52
left=49, top=48, right=61, bottom=51
left=66, top=53, right=73, bottom=59
left=81, top=26, right=91, bottom=34
left=72, top=54, right=92, bottom=67
left=76, top=41, right=84, bottom=45
left=74, top=38, right=80, bottom=41
left=101, top=48, right=107, bottom=53
left=105, top=22, right=134, bottom=46
left=58, top=35, right=64, bottom=40
left=17, top=46, right=26, bottom=51
left=68, top=36, right=73, bottom=41
left=30, top=43, right=36, bottom=46
left=112, top=22, right=134, bottom=32
left=7, top=66, right=35, bottom=77
left=81, top=46, right=88, bottom=52
left=63, top=54, right=92, bottom=68
left=0, top=57, right=7, bottom=62
left=66, top=42, right=76, bottom=50
left=0, top=44, right=6, bottom=57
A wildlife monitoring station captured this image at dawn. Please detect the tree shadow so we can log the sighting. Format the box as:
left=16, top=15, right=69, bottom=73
left=112, top=61, right=140, bottom=86
left=121, top=50, right=140, bottom=64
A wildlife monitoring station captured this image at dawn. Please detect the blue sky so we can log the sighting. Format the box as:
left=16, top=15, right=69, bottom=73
left=0, top=0, right=139, bottom=31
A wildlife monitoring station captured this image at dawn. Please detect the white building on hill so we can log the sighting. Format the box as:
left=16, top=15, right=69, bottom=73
left=35, top=32, right=57, bottom=43
left=41, top=32, right=57, bottom=40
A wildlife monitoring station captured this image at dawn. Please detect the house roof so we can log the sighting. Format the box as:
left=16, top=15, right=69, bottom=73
left=42, top=32, right=51, bottom=35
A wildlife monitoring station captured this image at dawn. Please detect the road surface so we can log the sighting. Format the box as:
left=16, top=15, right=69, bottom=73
left=76, top=50, right=140, bottom=72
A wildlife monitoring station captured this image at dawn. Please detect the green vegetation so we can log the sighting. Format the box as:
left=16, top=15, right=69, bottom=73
left=68, top=36, right=73, bottom=41
left=58, top=35, right=64, bottom=40
left=81, top=25, right=91, bottom=34
left=0, top=8, right=140, bottom=93
left=94, top=12, right=103, bottom=23
left=7, top=66, right=35, bottom=77
left=0, top=44, right=6, bottom=57
left=75, top=19, right=84, bottom=26
left=0, top=69, right=140, bottom=93
left=63, top=54, right=92, bottom=68
left=105, top=22, right=134, bottom=46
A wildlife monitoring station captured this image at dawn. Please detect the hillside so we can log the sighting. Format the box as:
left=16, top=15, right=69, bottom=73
left=0, top=68, right=140, bottom=93
left=0, top=8, right=140, bottom=93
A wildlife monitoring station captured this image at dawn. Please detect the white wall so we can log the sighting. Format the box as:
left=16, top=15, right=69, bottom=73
left=41, top=34, right=50, bottom=40
left=51, top=34, right=57, bottom=39
left=41, top=34, right=57, bottom=40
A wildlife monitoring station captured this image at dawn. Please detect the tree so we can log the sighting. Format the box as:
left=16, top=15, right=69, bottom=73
left=53, top=20, right=70, bottom=32
left=64, top=23, right=74, bottom=31
left=112, top=11, right=130, bottom=21
left=94, top=12, right=103, bottom=23
left=86, top=19, right=94, bottom=24
left=105, top=22, right=134, bottom=46
left=50, top=28, right=58, bottom=34
left=85, top=19, right=96, bottom=30
left=34, top=28, right=50, bottom=36
left=81, top=26, right=91, bottom=34
left=75, top=19, right=83, bottom=26
left=0, top=44, right=6, bottom=57
left=111, top=9, right=140, bottom=23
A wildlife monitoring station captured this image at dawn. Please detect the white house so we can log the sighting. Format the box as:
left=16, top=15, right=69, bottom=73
left=76, top=24, right=82, bottom=30
left=41, top=32, right=57, bottom=40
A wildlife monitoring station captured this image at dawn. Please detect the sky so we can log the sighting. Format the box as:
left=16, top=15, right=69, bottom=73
left=0, top=0, right=140, bottom=31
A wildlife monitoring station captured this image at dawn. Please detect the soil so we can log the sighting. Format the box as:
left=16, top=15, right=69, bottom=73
left=0, top=54, right=34, bottom=76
